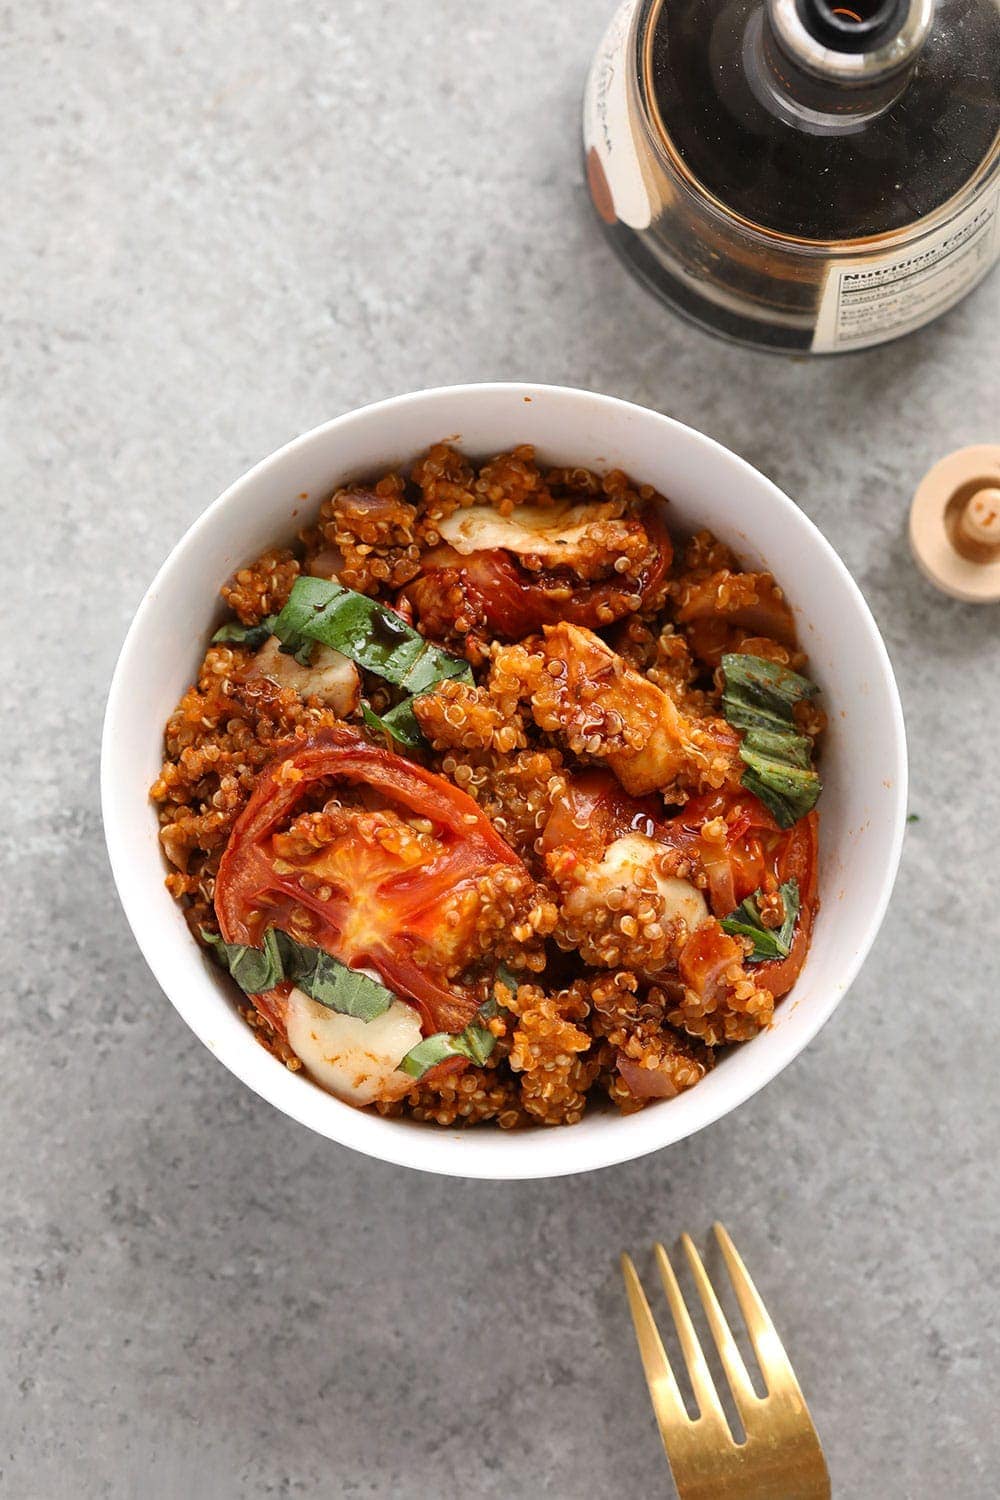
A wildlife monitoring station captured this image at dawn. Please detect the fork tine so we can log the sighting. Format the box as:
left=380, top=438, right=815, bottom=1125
left=713, top=1222, right=806, bottom=1400
left=680, top=1232, right=761, bottom=1421
left=620, top=1253, right=691, bottom=1440
left=653, top=1242, right=731, bottom=1433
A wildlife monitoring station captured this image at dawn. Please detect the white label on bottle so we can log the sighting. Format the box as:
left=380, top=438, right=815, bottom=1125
left=583, top=0, right=651, bottom=231
left=812, top=185, right=1000, bottom=352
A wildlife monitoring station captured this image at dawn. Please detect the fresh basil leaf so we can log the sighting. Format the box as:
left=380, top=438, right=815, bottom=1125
left=739, top=739, right=821, bottom=828
left=720, top=878, right=800, bottom=962
left=201, top=927, right=394, bottom=1021
left=291, top=951, right=395, bottom=1021
left=399, top=986, right=504, bottom=1079
left=720, top=654, right=822, bottom=828
left=270, top=576, right=472, bottom=749
left=271, top=577, right=471, bottom=696
left=720, top=654, right=818, bottom=733
left=361, top=699, right=425, bottom=750
left=400, top=1018, right=497, bottom=1079
left=739, top=725, right=814, bottom=771
left=202, top=925, right=288, bottom=990
left=211, top=616, right=276, bottom=651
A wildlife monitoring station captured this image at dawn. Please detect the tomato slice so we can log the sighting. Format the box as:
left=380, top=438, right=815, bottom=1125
left=659, top=790, right=781, bottom=914
left=214, top=726, right=530, bottom=1035
left=401, top=505, right=672, bottom=640
left=669, top=793, right=818, bottom=996
left=540, top=774, right=817, bottom=1000
left=753, top=810, right=819, bottom=998
left=539, top=770, right=662, bottom=863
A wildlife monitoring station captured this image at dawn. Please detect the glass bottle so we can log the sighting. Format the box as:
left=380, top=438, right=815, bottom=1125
left=583, top=0, right=1000, bottom=352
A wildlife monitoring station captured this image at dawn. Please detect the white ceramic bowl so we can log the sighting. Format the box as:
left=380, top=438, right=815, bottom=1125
left=102, top=383, right=906, bottom=1179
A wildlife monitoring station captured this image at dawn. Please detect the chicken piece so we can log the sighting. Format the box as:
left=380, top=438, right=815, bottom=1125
left=543, top=799, right=774, bottom=1046
left=247, top=636, right=360, bottom=716
left=504, top=622, right=741, bottom=798
left=674, top=569, right=797, bottom=666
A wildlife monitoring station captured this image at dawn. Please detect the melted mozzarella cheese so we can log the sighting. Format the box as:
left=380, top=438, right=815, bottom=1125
left=251, top=636, right=360, bottom=715
left=285, top=989, right=423, bottom=1106
left=591, top=835, right=710, bottom=931
left=438, top=502, right=609, bottom=561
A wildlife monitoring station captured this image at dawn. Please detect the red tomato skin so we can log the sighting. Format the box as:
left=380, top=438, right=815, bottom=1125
left=214, top=726, right=528, bottom=1036
left=754, top=811, right=819, bottom=998
left=402, top=505, right=672, bottom=640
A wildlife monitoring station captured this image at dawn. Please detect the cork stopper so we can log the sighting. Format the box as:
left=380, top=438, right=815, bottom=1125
left=909, top=445, right=1000, bottom=603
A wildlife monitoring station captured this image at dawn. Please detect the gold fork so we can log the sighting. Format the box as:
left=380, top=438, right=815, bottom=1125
left=621, top=1223, right=830, bottom=1499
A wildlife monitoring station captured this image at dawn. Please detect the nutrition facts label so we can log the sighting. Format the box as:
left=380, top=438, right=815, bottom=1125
left=813, top=187, right=999, bottom=353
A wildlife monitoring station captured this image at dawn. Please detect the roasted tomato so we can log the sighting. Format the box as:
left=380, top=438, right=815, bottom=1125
left=539, top=769, right=661, bottom=863
left=754, top=808, right=818, bottom=998
left=401, top=503, right=672, bottom=640
left=214, top=726, right=532, bottom=1035
left=542, top=776, right=817, bottom=1001
left=665, top=791, right=818, bottom=997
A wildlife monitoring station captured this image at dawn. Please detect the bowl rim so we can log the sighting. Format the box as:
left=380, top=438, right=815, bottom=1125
left=101, top=381, right=908, bottom=1179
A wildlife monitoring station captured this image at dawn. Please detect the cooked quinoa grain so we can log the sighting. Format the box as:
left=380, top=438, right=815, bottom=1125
left=153, top=444, right=823, bottom=1127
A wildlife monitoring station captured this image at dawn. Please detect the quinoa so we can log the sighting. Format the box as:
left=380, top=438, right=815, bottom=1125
left=152, top=444, right=823, bottom=1128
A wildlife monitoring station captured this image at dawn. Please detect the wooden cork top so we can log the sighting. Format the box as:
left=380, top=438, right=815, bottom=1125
left=909, top=445, right=1000, bottom=603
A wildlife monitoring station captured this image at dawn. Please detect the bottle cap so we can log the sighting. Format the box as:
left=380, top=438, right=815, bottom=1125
left=909, top=445, right=1000, bottom=603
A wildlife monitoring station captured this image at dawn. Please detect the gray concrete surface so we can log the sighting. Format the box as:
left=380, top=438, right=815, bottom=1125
left=3, top=2, right=998, bottom=1496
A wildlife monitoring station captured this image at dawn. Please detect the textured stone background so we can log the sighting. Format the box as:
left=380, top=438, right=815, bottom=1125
left=3, top=2, right=998, bottom=1496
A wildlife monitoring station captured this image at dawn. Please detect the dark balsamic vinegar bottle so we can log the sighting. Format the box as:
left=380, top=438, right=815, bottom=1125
left=584, top=0, right=1000, bottom=352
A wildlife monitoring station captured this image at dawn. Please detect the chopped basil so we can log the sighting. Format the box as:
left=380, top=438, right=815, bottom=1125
left=360, top=698, right=425, bottom=750
left=721, top=654, right=822, bottom=828
left=400, top=1012, right=498, bottom=1079
left=202, top=925, right=287, bottom=991
left=272, top=577, right=471, bottom=695
left=739, top=732, right=821, bottom=828
left=720, top=878, right=800, bottom=962
left=268, top=576, right=472, bottom=746
left=202, top=927, right=394, bottom=1021
left=211, top=617, right=276, bottom=651
left=720, top=654, right=818, bottom=732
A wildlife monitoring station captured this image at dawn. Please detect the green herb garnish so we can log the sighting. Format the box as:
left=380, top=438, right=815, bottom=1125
left=202, top=927, right=394, bottom=1021
left=272, top=577, right=471, bottom=694
left=720, top=654, right=817, bottom=732
left=720, top=878, right=800, bottom=962
left=400, top=1003, right=499, bottom=1079
left=360, top=699, right=425, bottom=750
left=211, top=617, right=276, bottom=651
left=721, top=654, right=822, bottom=827
left=270, top=576, right=472, bottom=745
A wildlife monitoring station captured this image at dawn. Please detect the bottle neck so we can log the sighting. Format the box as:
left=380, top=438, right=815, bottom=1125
left=743, top=0, right=934, bottom=135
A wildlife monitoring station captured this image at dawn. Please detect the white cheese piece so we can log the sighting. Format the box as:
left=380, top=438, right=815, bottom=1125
left=251, top=636, right=360, bottom=715
left=285, top=988, right=423, bottom=1106
left=589, top=834, right=710, bottom=931
left=438, top=502, right=610, bottom=561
